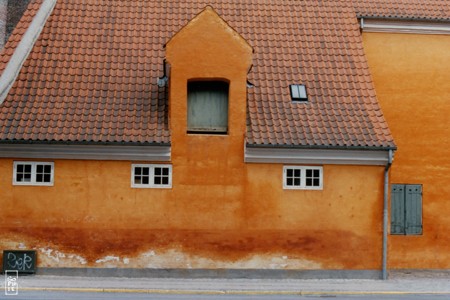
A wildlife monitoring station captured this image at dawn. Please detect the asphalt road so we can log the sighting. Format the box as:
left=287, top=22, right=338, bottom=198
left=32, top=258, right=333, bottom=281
left=6, top=291, right=450, bottom=300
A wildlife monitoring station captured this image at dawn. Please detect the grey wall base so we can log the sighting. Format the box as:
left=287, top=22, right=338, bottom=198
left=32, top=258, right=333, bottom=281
left=36, top=268, right=382, bottom=279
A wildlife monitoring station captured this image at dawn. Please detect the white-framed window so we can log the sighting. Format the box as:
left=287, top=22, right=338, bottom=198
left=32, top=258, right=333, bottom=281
left=131, top=164, right=172, bottom=188
left=283, top=166, right=323, bottom=190
left=13, top=161, right=54, bottom=186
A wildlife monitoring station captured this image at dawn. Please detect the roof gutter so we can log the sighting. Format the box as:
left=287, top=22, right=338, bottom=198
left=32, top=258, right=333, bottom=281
left=0, top=0, right=57, bottom=105
left=359, top=17, right=450, bottom=35
left=245, top=144, right=395, bottom=166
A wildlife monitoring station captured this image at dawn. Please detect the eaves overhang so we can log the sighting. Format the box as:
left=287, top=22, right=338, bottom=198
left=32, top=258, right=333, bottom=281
left=0, top=142, right=171, bottom=161
left=245, top=144, right=395, bottom=166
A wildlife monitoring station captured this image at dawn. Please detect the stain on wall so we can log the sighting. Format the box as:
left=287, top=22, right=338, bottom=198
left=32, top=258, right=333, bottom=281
left=0, top=227, right=377, bottom=269
left=0, top=158, right=385, bottom=270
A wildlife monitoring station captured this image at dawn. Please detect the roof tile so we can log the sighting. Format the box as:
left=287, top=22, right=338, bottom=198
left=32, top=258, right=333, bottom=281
left=2, top=0, right=442, bottom=148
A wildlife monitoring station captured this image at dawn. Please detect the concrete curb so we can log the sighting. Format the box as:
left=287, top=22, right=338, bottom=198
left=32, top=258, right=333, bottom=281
left=19, top=287, right=450, bottom=296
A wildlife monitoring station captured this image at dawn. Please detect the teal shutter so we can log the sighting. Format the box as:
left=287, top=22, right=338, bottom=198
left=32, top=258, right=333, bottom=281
left=405, top=185, right=423, bottom=235
left=391, top=184, right=406, bottom=234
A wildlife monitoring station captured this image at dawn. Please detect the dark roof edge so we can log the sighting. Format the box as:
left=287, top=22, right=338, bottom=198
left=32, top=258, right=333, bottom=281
left=356, top=15, right=450, bottom=23
left=0, top=140, right=171, bottom=147
left=246, top=143, right=397, bottom=151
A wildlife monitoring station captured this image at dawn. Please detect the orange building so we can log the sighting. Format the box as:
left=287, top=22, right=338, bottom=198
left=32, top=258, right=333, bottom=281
left=0, top=0, right=449, bottom=279
left=358, top=16, right=450, bottom=269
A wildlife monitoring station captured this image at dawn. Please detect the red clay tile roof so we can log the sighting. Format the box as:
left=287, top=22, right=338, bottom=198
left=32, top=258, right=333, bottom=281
left=3, top=0, right=444, bottom=148
left=353, top=0, right=450, bottom=20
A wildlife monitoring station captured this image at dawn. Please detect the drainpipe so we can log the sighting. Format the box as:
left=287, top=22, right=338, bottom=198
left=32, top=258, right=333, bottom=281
left=382, top=149, right=393, bottom=280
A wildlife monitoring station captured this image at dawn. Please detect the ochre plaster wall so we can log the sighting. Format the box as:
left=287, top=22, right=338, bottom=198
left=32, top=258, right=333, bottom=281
left=363, top=32, right=450, bottom=269
left=0, top=158, right=385, bottom=270
left=0, top=8, right=386, bottom=272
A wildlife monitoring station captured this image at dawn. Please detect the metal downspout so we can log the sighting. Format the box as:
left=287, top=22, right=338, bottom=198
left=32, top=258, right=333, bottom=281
left=382, top=149, right=393, bottom=280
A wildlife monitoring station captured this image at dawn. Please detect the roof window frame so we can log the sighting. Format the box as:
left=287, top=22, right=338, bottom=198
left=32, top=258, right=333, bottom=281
left=289, top=84, right=308, bottom=102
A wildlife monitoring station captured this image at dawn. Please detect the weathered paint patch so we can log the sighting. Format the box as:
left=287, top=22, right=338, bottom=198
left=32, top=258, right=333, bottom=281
left=0, top=227, right=376, bottom=269
left=39, top=247, right=87, bottom=265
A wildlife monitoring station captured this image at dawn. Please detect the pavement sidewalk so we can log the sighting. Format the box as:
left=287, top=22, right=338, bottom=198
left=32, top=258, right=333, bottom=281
left=8, top=271, right=450, bottom=295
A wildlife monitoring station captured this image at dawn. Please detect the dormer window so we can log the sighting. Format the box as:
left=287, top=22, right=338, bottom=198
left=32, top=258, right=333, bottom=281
left=187, top=81, right=229, bottom=134
left=290, top=84, right=308, bottom=102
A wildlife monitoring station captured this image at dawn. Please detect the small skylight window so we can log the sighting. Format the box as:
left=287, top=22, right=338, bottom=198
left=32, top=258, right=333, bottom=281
left=290, top=84, right=308, bottom=102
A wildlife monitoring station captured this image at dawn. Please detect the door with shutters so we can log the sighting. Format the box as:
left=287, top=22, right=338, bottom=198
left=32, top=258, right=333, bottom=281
left=390, top=184, right=423, bottom=235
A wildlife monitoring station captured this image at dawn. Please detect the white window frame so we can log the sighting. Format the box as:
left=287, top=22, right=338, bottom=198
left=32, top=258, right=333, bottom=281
left=283, top=166, right=323, bottom=190
left=131, top=164, right=172, bottom=188
left=13, top=161, right=54, bottom=186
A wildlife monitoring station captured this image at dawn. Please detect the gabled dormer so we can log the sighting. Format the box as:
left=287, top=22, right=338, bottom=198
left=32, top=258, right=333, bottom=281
left=165, top=6, right=253, bottom=138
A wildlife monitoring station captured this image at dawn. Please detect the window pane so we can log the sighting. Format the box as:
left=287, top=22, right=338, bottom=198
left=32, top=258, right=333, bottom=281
left=291, top=85, right=300, bottom=99
left=36, top=174, right=43, bottom=182
left=294, top=169, right=301, bottom=177
left=135, top=167, right=142, bottom=175
left=188, top=81, right=229, bottom=132
left=154, top=177, right=161, bottom=185
left=134, top=176, right=141, bottom=184
left=134, top=166, right=150, bottom=186
left=306, top=169, right=312, bottom=177
left=286, top=178, right=293, bottom=186
left=44, top=165, right=52, bottom=173
left=162, top=168, right=169, bottom=176
left=37, top=165, right=43, bottom=173
left=286, top=169, right=293, bottom=177
left=155, top=168, right=162, bottom=176
left=294, top=178, right=301, bottom=186
left=305, top=168, right=321, bottom=187
left=162, top=177, right=169, bottom=185
left=16, top=163, right=32, bottom=182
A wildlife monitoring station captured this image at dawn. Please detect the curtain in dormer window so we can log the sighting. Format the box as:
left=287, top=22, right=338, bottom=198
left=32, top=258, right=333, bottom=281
left=187, top=81, right=229, bottom=133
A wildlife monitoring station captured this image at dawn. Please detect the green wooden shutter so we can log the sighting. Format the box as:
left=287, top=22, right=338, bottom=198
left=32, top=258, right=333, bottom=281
left=405, top=185, right=423, bottom=235
left=391, top=184, right=406, bottom=234
left=187, top=82, right=228, bottom=132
